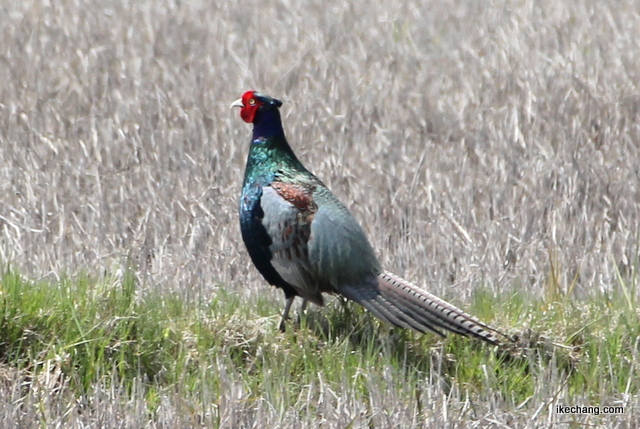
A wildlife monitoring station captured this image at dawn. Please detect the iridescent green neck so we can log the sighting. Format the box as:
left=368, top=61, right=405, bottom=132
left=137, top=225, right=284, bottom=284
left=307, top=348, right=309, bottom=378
left=243, top=105, right=309, bottom=186
left=243, top=135, right=306, bottom=186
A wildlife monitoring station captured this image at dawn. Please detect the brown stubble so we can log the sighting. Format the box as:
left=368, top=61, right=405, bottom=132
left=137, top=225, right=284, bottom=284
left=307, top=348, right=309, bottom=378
left=1, top=0, right=639, bottom=327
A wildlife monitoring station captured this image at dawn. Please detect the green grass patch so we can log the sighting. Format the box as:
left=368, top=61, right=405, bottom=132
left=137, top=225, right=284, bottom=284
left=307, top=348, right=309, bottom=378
left=1, top=268, right=638, bottom=420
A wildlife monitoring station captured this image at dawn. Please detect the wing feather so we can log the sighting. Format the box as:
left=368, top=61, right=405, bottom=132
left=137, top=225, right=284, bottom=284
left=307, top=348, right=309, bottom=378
left=308, top=187, right=382, bottom=289
left=260, top=185, right=322, bottom=305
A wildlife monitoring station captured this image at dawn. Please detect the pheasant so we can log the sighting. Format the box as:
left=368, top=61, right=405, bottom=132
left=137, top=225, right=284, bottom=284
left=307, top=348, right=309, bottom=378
left=231, top=90, right=508, bottom=345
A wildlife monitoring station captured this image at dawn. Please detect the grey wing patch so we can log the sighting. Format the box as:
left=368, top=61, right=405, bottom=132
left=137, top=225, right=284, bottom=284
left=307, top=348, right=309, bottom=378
left=307, top=190, right=381, bottom=289
left=260, top=186, right=322, bottom=304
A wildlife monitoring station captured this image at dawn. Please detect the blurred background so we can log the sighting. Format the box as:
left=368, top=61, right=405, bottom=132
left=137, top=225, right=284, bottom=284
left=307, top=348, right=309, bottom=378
left=0, top=0, right=638, bottom=306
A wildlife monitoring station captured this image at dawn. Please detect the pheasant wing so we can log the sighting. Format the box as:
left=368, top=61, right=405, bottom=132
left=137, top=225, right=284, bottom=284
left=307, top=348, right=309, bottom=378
left=259, top=182, right=322, bottom=304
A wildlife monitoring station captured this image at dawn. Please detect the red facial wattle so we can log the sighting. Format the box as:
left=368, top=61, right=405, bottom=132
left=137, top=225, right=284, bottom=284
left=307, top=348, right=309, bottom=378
left=239, top=90, right=262, bottom=123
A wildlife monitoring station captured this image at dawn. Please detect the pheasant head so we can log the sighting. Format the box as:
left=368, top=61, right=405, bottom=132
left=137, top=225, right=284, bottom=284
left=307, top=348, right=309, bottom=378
left=231, top=90, right=283, bottom=124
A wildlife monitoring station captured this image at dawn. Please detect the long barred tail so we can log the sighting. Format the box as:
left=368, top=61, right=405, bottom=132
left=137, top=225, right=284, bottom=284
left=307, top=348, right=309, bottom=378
left=340, top=271, right=508, bottom=345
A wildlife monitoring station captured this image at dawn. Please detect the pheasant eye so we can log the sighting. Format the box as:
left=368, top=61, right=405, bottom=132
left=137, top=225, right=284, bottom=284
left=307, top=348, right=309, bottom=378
left=248, top=98, right=256, bottom=105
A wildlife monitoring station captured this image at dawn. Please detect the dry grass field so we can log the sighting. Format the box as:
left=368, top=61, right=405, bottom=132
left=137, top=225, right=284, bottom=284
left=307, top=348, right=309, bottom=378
left=1, top=0, right=639, bottom=427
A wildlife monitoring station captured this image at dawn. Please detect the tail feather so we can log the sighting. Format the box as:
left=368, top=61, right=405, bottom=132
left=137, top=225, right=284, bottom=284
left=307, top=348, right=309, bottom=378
left=339, top=271, right=507, bottom=345
left=378, top=272, right=506, bottom=345
left=372, top=291, right=442, bottom=334
left=338, top=279, right=420, bottom=331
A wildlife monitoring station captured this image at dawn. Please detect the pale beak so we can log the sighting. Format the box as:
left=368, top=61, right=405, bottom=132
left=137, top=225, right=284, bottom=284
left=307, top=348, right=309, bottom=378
left=230, top=98, right=243, bottom=109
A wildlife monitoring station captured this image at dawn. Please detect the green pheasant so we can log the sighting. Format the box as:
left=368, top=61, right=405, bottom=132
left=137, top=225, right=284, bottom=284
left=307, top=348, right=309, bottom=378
left=232, top=90, right=507, bottom=345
